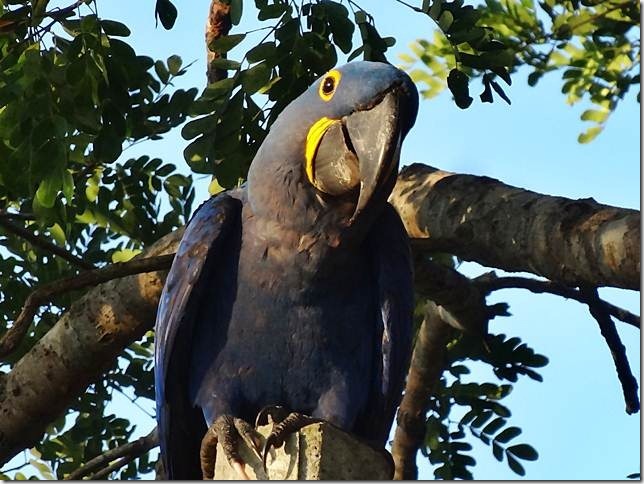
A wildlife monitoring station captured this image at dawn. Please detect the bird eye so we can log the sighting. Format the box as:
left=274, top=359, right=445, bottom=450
left=318, top=69, right=341, bottom=101
left=322, top=77, right=335, bottom=95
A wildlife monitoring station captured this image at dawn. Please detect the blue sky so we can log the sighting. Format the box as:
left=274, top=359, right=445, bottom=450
left=37, top=0, right=641, bottom=479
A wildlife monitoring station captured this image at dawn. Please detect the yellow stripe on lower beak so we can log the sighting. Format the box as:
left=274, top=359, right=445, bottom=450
left=305, top=117, right=339, bottom=184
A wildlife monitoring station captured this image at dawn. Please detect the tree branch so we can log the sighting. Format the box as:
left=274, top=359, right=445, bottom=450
left=0, top=254, right=175, bottom=360
left=0, top=217, right=94, bottom=270
left=580, top=286, right=640, bottom=414
left=392, top=164, right=640, bottom=290
left=205, top=0, right=232, bottom=83
left=475, top=273, right=640, bottom=328
left=0, top=229, right=182, bottom=465
left=0, top=210, right=35, bottom=221
left=65, top=428, right=158, bottom=480
left=392, top=303, right=453, bottom=480
left=413, top=255, right=509, bottom=337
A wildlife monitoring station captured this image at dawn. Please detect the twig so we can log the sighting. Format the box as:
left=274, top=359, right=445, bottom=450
left=579, top=286, right=640, bottom=415
left=476, top=273, right=640, bottom=329
left=391, top=302, right=453, bottom=479
left=65, top=428, right=158, bottom=480
left=0, top=217, right=94, bottom=270
left=0, top=254, right=175, bottom=359
left=0, top=210, right=35, bottom=221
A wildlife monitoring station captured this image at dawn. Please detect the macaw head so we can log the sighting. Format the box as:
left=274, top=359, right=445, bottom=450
left=247, top=61, right=419, bottom=235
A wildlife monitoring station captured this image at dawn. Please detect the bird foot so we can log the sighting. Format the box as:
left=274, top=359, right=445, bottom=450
left=200, top=414, right=261, bottom=480
left=258, top=409, right=323, bottom=473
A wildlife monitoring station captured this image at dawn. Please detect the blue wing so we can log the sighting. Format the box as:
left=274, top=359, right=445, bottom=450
left=154, top=193, right=242, bottom=479
left=363, top=202, right=414, bottom=444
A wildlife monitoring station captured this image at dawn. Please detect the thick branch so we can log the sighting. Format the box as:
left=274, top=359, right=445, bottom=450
left=65, top=428, right=158, bottom=480
left=0, top=229, right=182, bottom=465
left=392, top=303, right=453, bottom=480
left=391, top=164, right=640, bottom=290
left=0, top=217, right=93, bottom=270
left=0, top=254, right=175, bottom=360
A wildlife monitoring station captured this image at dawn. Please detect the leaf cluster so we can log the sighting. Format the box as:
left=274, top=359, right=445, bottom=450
left=400, top=0, right=639, bottom=141
left=0, top=0, right=195, bottom=478
left=412, top=295, right=547, bottom=479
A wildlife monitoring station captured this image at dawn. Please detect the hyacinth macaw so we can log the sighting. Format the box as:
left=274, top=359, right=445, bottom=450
left=155, top=60, right=419, bottom=479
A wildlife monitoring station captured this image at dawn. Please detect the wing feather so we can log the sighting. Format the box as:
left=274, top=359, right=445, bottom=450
left=366, top=203, right=414, bottom=443
left=154, top=193, right=242, bottom=479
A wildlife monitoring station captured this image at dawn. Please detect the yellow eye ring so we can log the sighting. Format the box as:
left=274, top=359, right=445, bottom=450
left=318, top=69, right=341, bottom=101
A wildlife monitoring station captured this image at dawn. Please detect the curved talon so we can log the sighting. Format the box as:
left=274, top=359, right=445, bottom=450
left=255, top=404, right=288, bottom=428
left=200, top=414, right=257, bottom=480
left=261, top=432, right=285, bottom=474
left=261, top=412, right=323, bottom=474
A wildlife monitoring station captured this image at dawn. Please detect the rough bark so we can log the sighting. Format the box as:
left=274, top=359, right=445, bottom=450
left=205, top=0, right=231, bottom=84
left=0, top=230, right=182, bottom=465
left=391, top=163, right=640, bottom=290
left=0, top=163, right=639, bottom=465
left=391, top=303, right=453, bottom=480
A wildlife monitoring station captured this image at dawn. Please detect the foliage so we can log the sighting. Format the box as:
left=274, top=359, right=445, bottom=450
left=183, top=0, right=395, bottom=188
left=399, top=0, right=640, bottom=142
left=0, top=0, right=636, bottom=479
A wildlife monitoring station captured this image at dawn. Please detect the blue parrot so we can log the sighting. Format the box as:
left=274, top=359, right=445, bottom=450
left=154, top=61, right=419, bottom=479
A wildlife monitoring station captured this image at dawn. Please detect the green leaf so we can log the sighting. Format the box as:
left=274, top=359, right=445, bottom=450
left=447, top=68, right=473, bottom=109
left=347, top=46, right=364, bottom=62
left=209, top=34, right=246, bottom=54
left=578, top=125, right=602, bottom=143
left=495, top=426, right=521, bottom=443
left=112, top=248, right=141, bottom=263
left=155, top=0, right=177, bottom=30
left=181, top=114, right=216, bottom=140
left=202, top=77, right=235, bottom=98
left=482, top=417, right=506, bottom=435
left=506, top=454, right=526, bottom=476
left=167, top=55, right=182, bottom=75
left=154, top=60, right=170, bottom=84
left=258, top=4, right=288, bottom=21
left=438, top=10, right=454, bottom=32
left=36, top=172, right=62, bottom=209
left=49, top=223, right=66, bottom=245
left=580, top=109, right=609, bottom=123
left=508, top=444, right=538, bottom=461
left=490, top=79, right=511, bottom=105
left=492, top=442, right=504, bottom=462
left=240, top=62, right=271, bottom=94
left=429, top=0, right=443, bottom=20
left=230, top=0, right=243, bottom=25
left=527, top=71, right=543, bottom=86
left=209, top=58, right=241, bottom=71
left=100, top=20, right=130, bottom=37
left=93, top=127, right=122, bottom=163
left=85, top=175, right=100, bottom=202
left=246, top=42, right=276, bottom=63
left=183, top=136, right=210, bottom=173
left=470, top=410, right=493, bottom=428
left=526, top=353, right=549, bottom=367
left=62, top=169, right=74, bottom=202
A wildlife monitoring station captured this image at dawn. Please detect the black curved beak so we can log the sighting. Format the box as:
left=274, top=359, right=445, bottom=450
left=343, top=90, right=403, bottom=224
